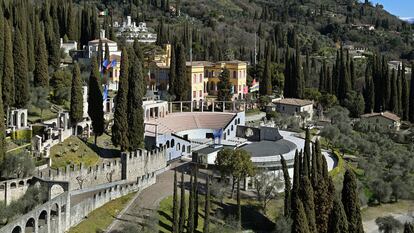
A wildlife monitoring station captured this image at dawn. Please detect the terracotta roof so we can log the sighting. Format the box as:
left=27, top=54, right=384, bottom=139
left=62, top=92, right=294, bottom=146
left=361, top=111, right=400, bottom=122
left=274, top=98, right=313, bottom=107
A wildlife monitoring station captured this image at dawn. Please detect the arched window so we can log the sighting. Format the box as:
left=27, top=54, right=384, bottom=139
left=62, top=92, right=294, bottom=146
left=171, top=139, right=175, bottom=147
left=177, top=143, right=181, bottom=151
left=166, top=140, right=170, bottom=148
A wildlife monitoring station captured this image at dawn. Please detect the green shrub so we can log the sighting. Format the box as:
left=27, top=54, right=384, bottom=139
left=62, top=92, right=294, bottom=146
left=12, top=129, right=32, bottom=142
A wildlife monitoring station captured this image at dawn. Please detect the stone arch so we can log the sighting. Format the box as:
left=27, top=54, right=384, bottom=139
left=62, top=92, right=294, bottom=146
left=171, top=139, right=175, bottom=147
left=176, top=143, right=180, bottom=151
left=18, top=180, right=25, bottom=187
left=10, top=182, right=16, bottom=189
left=25, top=217, right=35, bottom=233
left=0, top=184, right=4, bottom=190
left=12, top=226, right=22, bottom=233
left=50, top=184, right=65, bottom=199
left=38, top=210, right=48, bottom=230
left=50, top=203, right=59, bottom=219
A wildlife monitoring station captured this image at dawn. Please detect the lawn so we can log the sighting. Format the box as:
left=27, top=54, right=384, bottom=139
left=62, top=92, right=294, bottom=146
left=361, top=200, right=414, bottom=221
left=245, top=108, right=262, bottom=116
left=158, top=194, right=278, bottom=233
left=27, top=106, right=58, bottom=123
left=50, top=136, right=100, bottom=169
left=68, top=192, right=136, bottom=233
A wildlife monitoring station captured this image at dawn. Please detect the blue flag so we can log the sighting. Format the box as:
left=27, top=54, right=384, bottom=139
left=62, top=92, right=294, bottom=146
left=102, top=59, right=109, bottom=69
left=103, top=85, right=108, bottom=101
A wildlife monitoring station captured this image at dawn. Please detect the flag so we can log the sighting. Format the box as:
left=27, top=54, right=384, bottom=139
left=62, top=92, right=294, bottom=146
left=102, top=59, right=109, bottom=69
left=103, top=85, right=108, bottom=101
left=111, top=60, right=117, bottom=67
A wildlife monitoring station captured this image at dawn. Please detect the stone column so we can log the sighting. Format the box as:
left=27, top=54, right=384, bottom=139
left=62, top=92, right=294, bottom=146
left=180, top=102, right=183, bottom=113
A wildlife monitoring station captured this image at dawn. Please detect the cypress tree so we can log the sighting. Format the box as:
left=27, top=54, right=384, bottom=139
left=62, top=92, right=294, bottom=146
left=27, top=21, right=35, bottom=73
left=404, top=223, right=414, bottom=233
left=187, top=169, right=195, bottom=233
left=409, top=64, right=414, bottom=122
left=0, top=8, right=4, bottom=80
left=342, top=170, right=364, bottom=233
left=104, top=42, right=110, bottom=61
left=194, top=165, right=199, bottom=230
left=328, top=194, right=349, bottom=233
left=13, top=28, right=30, bottom=108
left=363, top=65, right=375, bottom=113
left=261, top=45, right=272, bottom=95
left=112, top=48, right=129, bottom=151
left=34, top=20, right=49, bottom=88
left=2, top=21, right=14, bottom=111
left=314, top=153, right=333, bottom=233
left=70, top=63, right=84, bottom=130
left=178, top=172, right=186, bottom=233
left=401, top=65, right=409, bottom=120
left=397, top=66, right=403, bottom=116
left=281, top=155, right=291, bottom=217
left=88, top=56, right=105, bottom=145
left=390, top=69, right=398, bottom=113
left=203, top=175, right=211, bottom=233
left=0, top=65, right=5, bottom=164
left=98, top=39, right=103, bottom=69
left=127, top=49, right=145, bottom=150
left=292, top=198, right=311, bottom=233
left=217, top=68, right=232, bottom=101
left=311, top=143, right=318, bottom=189
left=169, top=43, right=177, bottom=97
left=299, top=176, right=317, bottom=233
left=291, top=150, right=300, bottom=212
left=303, top=128, right=311, bottom=178
left=67, top=3, right=77, bottom=40
left=172, top=169, right=179, bottom=233
left=175, top=43, right=189, bottom=101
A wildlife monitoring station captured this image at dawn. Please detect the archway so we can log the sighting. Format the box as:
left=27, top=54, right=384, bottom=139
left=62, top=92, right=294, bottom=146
left=12, top=226, right=22, bottom=233
left=20, top=112, right=25, bottom=128
left=50, top=184, right=64, bottom=199
left=25, top=218, right=35, bottom=233
left=10, top=182, right=16, bottom=189
left=50, top=203, right=59, bottom=233
left=18, top=180, right=24, bottom=187
left=38, top=210, right=48, bottom=231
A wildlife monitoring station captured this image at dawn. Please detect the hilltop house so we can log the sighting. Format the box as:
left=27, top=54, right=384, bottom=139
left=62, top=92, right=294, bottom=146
left=267, top=98, right=314, bottom=122
left=360, top=111, right=401, bottom=130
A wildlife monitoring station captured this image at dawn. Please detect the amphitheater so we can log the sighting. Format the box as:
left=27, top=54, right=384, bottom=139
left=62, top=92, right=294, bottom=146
left=0, top=100, right=335, bottom=233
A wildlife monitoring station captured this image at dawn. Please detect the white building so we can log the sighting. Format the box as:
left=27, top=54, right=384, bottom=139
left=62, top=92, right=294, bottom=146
left=114, top=16, right=157, bottom=43
left=268, top=98, right=314, bottom=121
left=87, top=30, right=121, bottom=58
left=60, top=39, right=77, bottom=56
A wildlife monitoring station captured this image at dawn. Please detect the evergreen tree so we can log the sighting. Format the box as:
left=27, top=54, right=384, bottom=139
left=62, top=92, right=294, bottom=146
left=0, top=7, right=4, bottom=81
left=169, top=43, right=177, bottom=98
left=328, top=195, right=349, bottom=233
left=178, top=172, right=187, bottom=233
left=203, top=175, right=211, bottom=233
left=261, top=45, right=272, bottom=96
left=67, top=3, right=77, bottom=40
left=27, top=21, right=35, bottom=73
left=2, top=21, right=14, bottom=111
left=13, top=29, right=30, bottom=108
left=291, top=150, right=300, bottom=212
left=281, top=155, right=291, bottom=217
left=303, top=128, right=311, bottom=178
left=88, top=57, right=104, bottom=145
left=217, top=68, right=232, bottom=101
left=112, top=48, right=129, bottom=151
left=300, top=176, right=317, bottom=233
left=363, top=65, right=375, bottom=113
left=409, top=64, right=414, bottom=122
left=187, top=169, right=195, bottom=233
left=401, top=65, right=409, bottom=120
left=0, top=66, right=5, bottom=164
left=172, top=169, right=179, bottom=233
left=342, top=170, right=364, bottom=233
left=175, top=43, right=189, bottom=101
left=404, top=223, right=414, bottom=233
left=127, top=49, right=145, bottom=150
left=98, top=39, right=103, bottom=69
left=292, top=198, right=311, bottom=233
left=314, top=151, right=333, bottom=233
left=104, top=42, right=110, bottom=61
left=389, top=69, right=398, bottom=113
left=34, top=20, right=49, bottom=88
left=70, top=63, right=83, bottom=129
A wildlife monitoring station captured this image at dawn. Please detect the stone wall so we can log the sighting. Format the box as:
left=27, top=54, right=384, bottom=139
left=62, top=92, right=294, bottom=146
left=0, top=177, right=32, bottom=205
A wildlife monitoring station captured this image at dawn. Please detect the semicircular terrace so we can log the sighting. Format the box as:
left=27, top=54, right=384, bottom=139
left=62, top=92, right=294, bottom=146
left=145, top=112, right=237, bottom=135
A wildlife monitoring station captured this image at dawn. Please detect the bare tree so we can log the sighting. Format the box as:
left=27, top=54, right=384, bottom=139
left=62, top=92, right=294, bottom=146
left=254, top=170, right=283, bottom=212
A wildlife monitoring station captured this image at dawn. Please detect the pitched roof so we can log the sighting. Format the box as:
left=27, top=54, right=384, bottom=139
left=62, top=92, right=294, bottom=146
left=273, top=98, right=313, bottom=107
left=361, top=111, right=400, bottom=122
left=88, top=38, right=116, bottom=44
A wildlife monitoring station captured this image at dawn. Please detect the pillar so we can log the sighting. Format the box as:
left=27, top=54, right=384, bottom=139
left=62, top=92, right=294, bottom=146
left=223, top=101, right=225, bottom=112
left=190, top=101, right=193, bottom=112
left=212, top=102, right=215, bottom=112
left=180, top=102, right=183, bottom=112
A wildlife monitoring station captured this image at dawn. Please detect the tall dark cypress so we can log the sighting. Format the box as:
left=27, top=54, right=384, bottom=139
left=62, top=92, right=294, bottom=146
left=390, top=69, right=398, bottom=113
left=13, top=28, right=30, bottom=108
left=104, top=42, right=110, bottom=61
left=281, top=155, right=291, bottom=217
left=175, top=43, right=189, bottom=101
left=328, top=194, right=349, bottom=233
left=98, top=39, right=103, bottom=69
left=70, top=63, right=84, bottom=129
left=88, top=56, right=105, bottom=144
left=314, top=150, right=333, bottom=233
left=363, top=65, right=375, bottom=113
left=127, top=49, right=145, bottom=150
left=409, top=64, right=414, bottom=122
left=401, top=65, right=409, bottom=120
left=169, top=43, right=177, bottom=97
left=217, top=68, right=232, bottom=101
left=292, top=198, right=311, bottom=233
left=2, top=21, right=14, bottom=110
left=203, top=175, right=211, bottom=233
left=34, top=20, right=49, bottom=88
left=172, top=170, right=179, bottom=233
left=404, top=223, right=414, bottom=233
left=342, top=170, right=364, bottom=233
left=0, top=63, right=5, bottom=164
left=311, top=143, right=318, bottom=189
left=112, top=48, right=129, bottom=151
left=187, top=169, right=195, bottom=233
left=178, top=172, right=187, bottom=233
left=0, top=7, right=4, bottom=80
left=303, top=128, right=311, bottom=178
left=261, top=45, right=272, bottom=96
left=300, top=176, right=317, bottom=233
left=26, top=20, right=35, bottom=73
left=291, top=150, right=300, bottom=212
